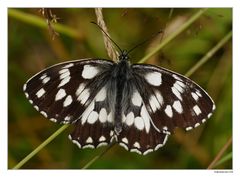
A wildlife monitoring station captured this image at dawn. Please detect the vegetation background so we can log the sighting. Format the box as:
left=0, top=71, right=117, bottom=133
left=8, top=8, right=232, bottom=169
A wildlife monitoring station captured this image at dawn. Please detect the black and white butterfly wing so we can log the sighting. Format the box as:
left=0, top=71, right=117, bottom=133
left=131, top=64, right=216, bottom=134
left=23, top=59, right=114, bottom=124
left=116, top=64, right=215, bottom=155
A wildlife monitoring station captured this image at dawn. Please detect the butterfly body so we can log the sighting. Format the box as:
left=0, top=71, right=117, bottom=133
left=24, top=51, right=215, bottom=155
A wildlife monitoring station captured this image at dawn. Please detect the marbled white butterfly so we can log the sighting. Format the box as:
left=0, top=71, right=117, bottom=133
left=23, top=39, right=215, bottom=156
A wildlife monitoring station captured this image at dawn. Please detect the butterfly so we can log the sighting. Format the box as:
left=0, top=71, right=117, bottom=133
left=23, top=43, right=215, bottom=156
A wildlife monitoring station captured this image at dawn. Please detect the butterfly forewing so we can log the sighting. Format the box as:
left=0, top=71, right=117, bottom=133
left=131, top=64, right=215, bottom=133
left=23, top=59, right=114, bottom=124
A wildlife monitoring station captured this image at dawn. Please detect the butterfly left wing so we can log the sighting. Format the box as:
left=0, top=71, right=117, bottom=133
left=23, top=59, right=114, bottom=124
left=131, top=64, right=216, bottom=134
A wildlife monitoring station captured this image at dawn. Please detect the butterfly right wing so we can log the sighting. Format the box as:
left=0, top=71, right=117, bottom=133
left=23, top=59, right=114, bottom=124
left=131, top=64, right=215, bottom=134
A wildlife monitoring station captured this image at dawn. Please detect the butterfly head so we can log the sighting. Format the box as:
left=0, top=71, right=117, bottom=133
left=118, top=50, right=129, bottom=61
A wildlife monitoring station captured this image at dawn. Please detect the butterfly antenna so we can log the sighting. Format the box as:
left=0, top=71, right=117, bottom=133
left=127, top=31, right=163, bottom=55
left=91, top=21, right=123, bottom=53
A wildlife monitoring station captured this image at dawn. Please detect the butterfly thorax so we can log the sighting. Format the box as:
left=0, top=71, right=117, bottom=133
left=112, top=59, right=132, bottom=134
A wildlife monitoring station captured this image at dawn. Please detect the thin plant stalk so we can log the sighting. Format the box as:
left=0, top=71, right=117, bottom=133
left=13, top=124, right=69, bottom=169
left=8, top=9, right=82, bottom=39
left=185, top=31, right=232, bottom=77
left=82, top=143, right=116, bottom=169
left=139, top=8, right=208, bottom=63
left=207, top=136, right=232, bottom=169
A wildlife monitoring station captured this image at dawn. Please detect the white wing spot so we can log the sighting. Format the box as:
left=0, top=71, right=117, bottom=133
left=172, top=74, right=182, bottom=81
left=196, top=90, right=202, bottom=97
left=83, top=144, right=94, bottom=149
left=202, top=119, right=206, bottom=123
left=81, top=101, right=95, bottom=124
left=186, top=126, right=192, bottom=131
left=149, top=95, right=161, bottom=112
left=164, top=105, right=173, bottom=118
left=63, top=95, right=73, bottom=107
left=131, top=91, right=142, bottom=107
left=77, top=89, right=90, bottom=104
left=191, top=92, right=199, bottom=101
left=208, top=113, right=213, bottom=118
left=97, top=142, right=108, bottom=148
left=194, top=123, right=200, bottom=128
left=86, top=137, right=93, bottom=143
left=36, top=88, right=46, bottom=98
left=25, top=92, right=29, bottom=98
left=99, top=136, right=106, bottom=142
left=130, top=148, right=142, bottom=155
left=62, top=63, right=74, bottom=69
left=212, top=104, right=216, bottom=111
left=143, top=149, right=153, bottom=155
left=23, top=84, right=27, bottom=91
left=140, top=104, right=151, bottom=133
left=40, top=111, right=47, bottom=117
left=145, top=72, right=162, bottom=86
left=174, top=81, right=185, bottom=93
left=171, top=87, right=182, bottom=101
left=76, top=83, right=85, bottom=96
left=134, top=116, right=144, bottom=130
left=72, top=140, right=81, bottom=148
left=64, top=116, right=71, bottom=121
left=110, top=130, right=114, bottom=137
left=59, top=68, right=68, bottom=74
left=133, top=142, right=140, bottom=149
left=42, top=77, right=50, bottom=84
left=155, top=144, right=164, bottom=151
left=96, top=87, right=106, bottom=102
left=58, top=76, right=70, bottom=88
left=193, top=105, right=201, bottom=115
left=87, top=111, right=98, bottom=124
left=172, top=100, right=183, bottom=113
left=107, top=111, right=113, bottom=123
left=59, top=69, right=70, bottom=79
left=82, top=65, right=99, bottom=79
left=34, top=105, right=39, bottom=111
left=55, top=88, right=66, bottom=101
left=126, top=112, right=134, bottom=126
left=162, top=126, right=170, bottom=134
left=155, top=91, right=164, bottom=106
left=119, top=143, right=129, bottom=151
left=99, top=108, right=107, bottom=123
left=50, top=118, right=57, bottom=122
left=122, top=137, right=128, bottom=144
left=40, top=74, right=47, bottom=80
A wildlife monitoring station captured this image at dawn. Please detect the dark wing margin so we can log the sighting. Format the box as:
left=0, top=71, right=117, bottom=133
left=23, top=59, right=114, bottom=124
left=117, top=125, right=168, bottom=155
left=131, top=64, right=215, bottom=134
left=69, top=120, right=114, bottom=149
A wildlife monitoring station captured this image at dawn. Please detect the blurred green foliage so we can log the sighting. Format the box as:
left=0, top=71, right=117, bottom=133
left=8, top=8, right=232, bottom=169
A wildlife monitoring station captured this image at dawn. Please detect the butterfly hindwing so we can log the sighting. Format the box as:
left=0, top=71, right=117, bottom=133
left=131, top=64, right=215, bottom=134
left=119, top=91, right=169, bottom=154
left=69, top=119, right=114, bottom=149
left=23, top=59, right=114, bottom=124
